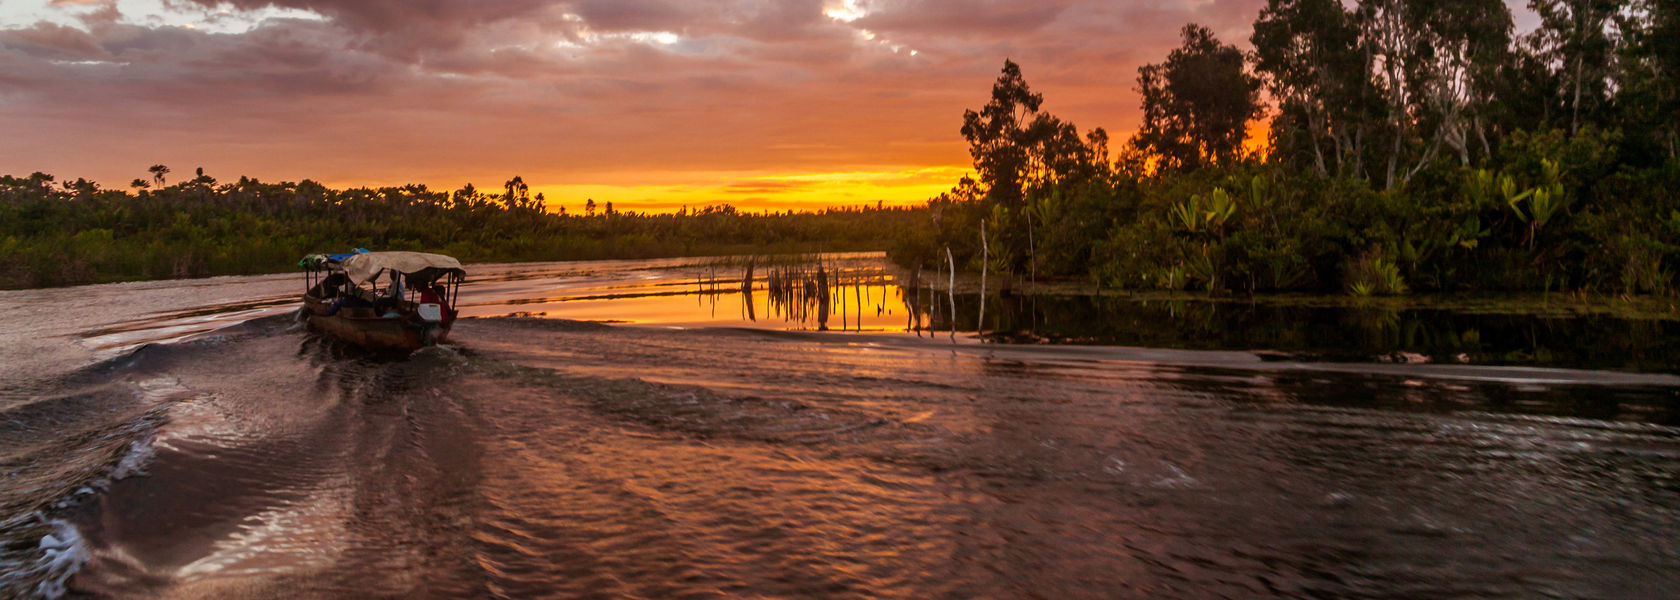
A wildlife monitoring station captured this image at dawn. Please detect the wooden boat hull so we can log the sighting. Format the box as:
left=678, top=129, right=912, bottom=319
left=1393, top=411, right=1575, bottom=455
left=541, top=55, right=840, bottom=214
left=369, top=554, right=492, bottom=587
left=300, top=295, right=451, bottom=352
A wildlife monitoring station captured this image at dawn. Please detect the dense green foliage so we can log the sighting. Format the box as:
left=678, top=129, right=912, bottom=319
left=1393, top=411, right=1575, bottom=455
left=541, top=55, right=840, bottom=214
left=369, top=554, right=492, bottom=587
left=894, top=0, right=1680, bottom=297
left=0, top=172, right=924, bottom=289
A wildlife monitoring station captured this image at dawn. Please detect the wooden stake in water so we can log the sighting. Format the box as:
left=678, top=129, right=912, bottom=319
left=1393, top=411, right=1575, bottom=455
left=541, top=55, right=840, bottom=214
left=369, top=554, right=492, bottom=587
left=1027, top=208, right=1036, bottom=292
left=926, top=262, right=936, bottom=336
left=978, top=218, right=987, bottom=336
left=816, top=259, right=829, bottom=330
left=945, top=246, right=956, bottom=342
left=742, top=257, right=756, bottom=322
left=908, top=266, right=920, bottom=335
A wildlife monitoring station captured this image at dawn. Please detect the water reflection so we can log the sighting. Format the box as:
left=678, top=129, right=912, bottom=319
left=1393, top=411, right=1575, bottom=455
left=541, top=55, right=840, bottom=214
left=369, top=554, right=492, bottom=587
left=7, top=255, right=1680, bottom=598
left=951, top=293, right=1680, bottom=372
left=463, top=253, right=908, bottom=332
left=678, top=256, right=953, bottom=339
left=52, top=253, right=1671, bottom=374
left=456, top=253, right=1680, bottom=372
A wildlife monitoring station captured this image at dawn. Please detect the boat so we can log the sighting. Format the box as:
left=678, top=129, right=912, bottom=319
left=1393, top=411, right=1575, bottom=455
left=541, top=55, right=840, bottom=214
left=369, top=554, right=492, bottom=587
left=298, top=250, right=465, bottom=351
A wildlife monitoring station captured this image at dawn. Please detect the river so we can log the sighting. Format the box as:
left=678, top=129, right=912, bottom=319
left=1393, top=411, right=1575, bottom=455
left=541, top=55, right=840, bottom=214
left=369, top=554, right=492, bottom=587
left=2, top=253, right=1677, bottom=598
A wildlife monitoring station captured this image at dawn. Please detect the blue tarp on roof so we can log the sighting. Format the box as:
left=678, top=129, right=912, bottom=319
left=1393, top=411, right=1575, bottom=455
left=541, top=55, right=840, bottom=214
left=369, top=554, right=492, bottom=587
left=326, top=248, right=370, bottom=262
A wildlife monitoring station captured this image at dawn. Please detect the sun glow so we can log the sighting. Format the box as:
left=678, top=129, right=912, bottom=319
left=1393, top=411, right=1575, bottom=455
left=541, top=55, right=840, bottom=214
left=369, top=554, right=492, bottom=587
left=823, top=0, right=868, bottom=23
left=822, top=2, right=917, bottom=56
left=508, top=167, right=970, bottom=214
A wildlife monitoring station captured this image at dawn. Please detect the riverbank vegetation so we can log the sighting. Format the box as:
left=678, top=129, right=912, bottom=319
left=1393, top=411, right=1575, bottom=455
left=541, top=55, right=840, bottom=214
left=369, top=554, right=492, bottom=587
left=0, top=172, right=923, bottom=289
left=891, top=0, right=1680, bottom=297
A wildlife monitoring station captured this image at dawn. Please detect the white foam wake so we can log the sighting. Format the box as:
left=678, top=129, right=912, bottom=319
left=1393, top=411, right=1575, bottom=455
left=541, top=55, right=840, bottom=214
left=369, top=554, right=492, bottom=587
left=1, top=430, right=157, bottom=598
left=0, top=516, right=91, bottom=599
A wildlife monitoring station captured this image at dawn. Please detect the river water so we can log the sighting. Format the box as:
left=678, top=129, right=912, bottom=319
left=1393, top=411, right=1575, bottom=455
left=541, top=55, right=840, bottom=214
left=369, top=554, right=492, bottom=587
left=1, top=253, right=1677, bottom=598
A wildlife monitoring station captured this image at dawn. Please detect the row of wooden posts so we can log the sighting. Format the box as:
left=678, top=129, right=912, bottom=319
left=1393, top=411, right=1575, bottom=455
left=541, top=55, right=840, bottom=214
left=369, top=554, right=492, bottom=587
left=698, top=239, right=994, bottom=340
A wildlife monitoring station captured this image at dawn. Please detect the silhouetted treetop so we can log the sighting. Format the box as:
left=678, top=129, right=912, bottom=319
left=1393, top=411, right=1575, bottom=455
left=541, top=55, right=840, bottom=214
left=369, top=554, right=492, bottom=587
left=1132, top=24, right=1262, bottom=172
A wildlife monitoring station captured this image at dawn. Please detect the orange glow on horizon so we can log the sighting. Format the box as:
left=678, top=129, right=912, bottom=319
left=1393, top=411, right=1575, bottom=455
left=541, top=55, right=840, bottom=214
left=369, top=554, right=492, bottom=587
left=323, top=166, right=974, bottom=215
left=279, top=119, right=1274, bottom=216
left=315, top=118, right=1270, bottom=216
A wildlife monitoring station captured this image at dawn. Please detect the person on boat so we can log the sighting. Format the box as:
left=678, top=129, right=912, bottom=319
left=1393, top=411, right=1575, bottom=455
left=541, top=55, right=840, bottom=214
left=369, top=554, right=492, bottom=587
left=418, top=283, right=455, bottom=325
left=419, top=282, right=443, bottom=305
left=374, top=270, right=404, bottom=315
left=309, top=272, right=348, bottom=299
left=326, top=293, right=371, bottom=316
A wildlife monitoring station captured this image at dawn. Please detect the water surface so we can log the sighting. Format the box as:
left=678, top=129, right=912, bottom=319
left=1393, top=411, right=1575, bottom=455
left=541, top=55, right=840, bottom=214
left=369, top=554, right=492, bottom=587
left=1, top=254, right=1677, bottom=598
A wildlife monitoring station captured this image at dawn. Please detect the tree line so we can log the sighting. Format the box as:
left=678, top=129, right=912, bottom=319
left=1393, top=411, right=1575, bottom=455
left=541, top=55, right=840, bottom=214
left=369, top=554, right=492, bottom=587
left=0, top=171, right=924, bottom=289
left=893, top=0, right=1680, bottom=297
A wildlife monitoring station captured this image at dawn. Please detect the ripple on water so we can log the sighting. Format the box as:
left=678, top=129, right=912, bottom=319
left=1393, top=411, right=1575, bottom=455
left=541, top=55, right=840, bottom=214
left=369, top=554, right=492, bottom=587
left=4, top=276, right=1680, bottom=598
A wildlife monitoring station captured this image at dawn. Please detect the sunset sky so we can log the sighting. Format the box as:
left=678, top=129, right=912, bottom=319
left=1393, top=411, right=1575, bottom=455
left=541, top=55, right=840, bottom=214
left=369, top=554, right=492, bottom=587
left=0, top=1, right=1538, bottom=213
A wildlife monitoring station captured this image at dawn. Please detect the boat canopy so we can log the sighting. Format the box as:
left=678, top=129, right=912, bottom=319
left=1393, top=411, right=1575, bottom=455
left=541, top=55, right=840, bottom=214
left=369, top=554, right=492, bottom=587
left=341, top=251, right=466, bottom=284
left=297, top=248, right=369, bottom=271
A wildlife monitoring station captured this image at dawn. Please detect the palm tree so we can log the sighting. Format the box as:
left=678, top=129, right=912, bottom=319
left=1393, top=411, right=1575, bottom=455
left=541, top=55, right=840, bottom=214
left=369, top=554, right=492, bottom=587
left=148, top=164, right=169, bottom=186
left=503, top=175, right=528, bottom=209
left=453, top=183, right=479, bottom=209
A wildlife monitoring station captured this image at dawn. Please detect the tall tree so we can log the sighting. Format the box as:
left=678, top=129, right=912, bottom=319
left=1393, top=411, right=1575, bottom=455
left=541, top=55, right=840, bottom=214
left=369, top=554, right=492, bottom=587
left=1621, top=0, right=1680, bottom=156
left=1358, top=0, right=1511, bottom=188
left=148, top=164, right=169, bottom=187
left=962, top=61, right=1111, bottom=199
left=961, top=60, right=1044, bottom=210
left=1252, top=0, right=1375, bottom=178
left=1024, top=116, right=1106, bottom=186
left=1358, top=0, right=1413, bottom=188
left=503, top=175, right=528, bottom=210
left=1528, top=0, right=1622, bottom=134
left=1404, top=0, right=1512, bottom=169
left=1132, top=24, right=1263, bottom=172
left=960, top=60, right=1111, bottom=279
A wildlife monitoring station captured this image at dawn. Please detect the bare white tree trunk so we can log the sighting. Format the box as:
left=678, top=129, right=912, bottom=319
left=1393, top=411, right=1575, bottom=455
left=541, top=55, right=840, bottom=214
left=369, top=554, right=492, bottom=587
left=926, top=262, right=937, bottom=336
left=978, top=218, right=988, bottom=335
left=946, top=246, right=957, bottom=342
left=1306, top=102, right=1330, bottom=177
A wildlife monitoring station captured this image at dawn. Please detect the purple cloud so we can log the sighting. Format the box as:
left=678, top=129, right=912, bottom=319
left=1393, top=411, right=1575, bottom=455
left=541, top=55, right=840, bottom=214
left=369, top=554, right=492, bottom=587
left=0, top=0, right=1290, bottom=204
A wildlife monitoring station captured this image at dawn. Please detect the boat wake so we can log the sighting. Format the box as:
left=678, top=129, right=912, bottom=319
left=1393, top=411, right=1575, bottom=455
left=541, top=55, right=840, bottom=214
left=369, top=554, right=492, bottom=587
left=0, top=419, right=159, bottom=599
left=0, top=314, right=1676, bottom=598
